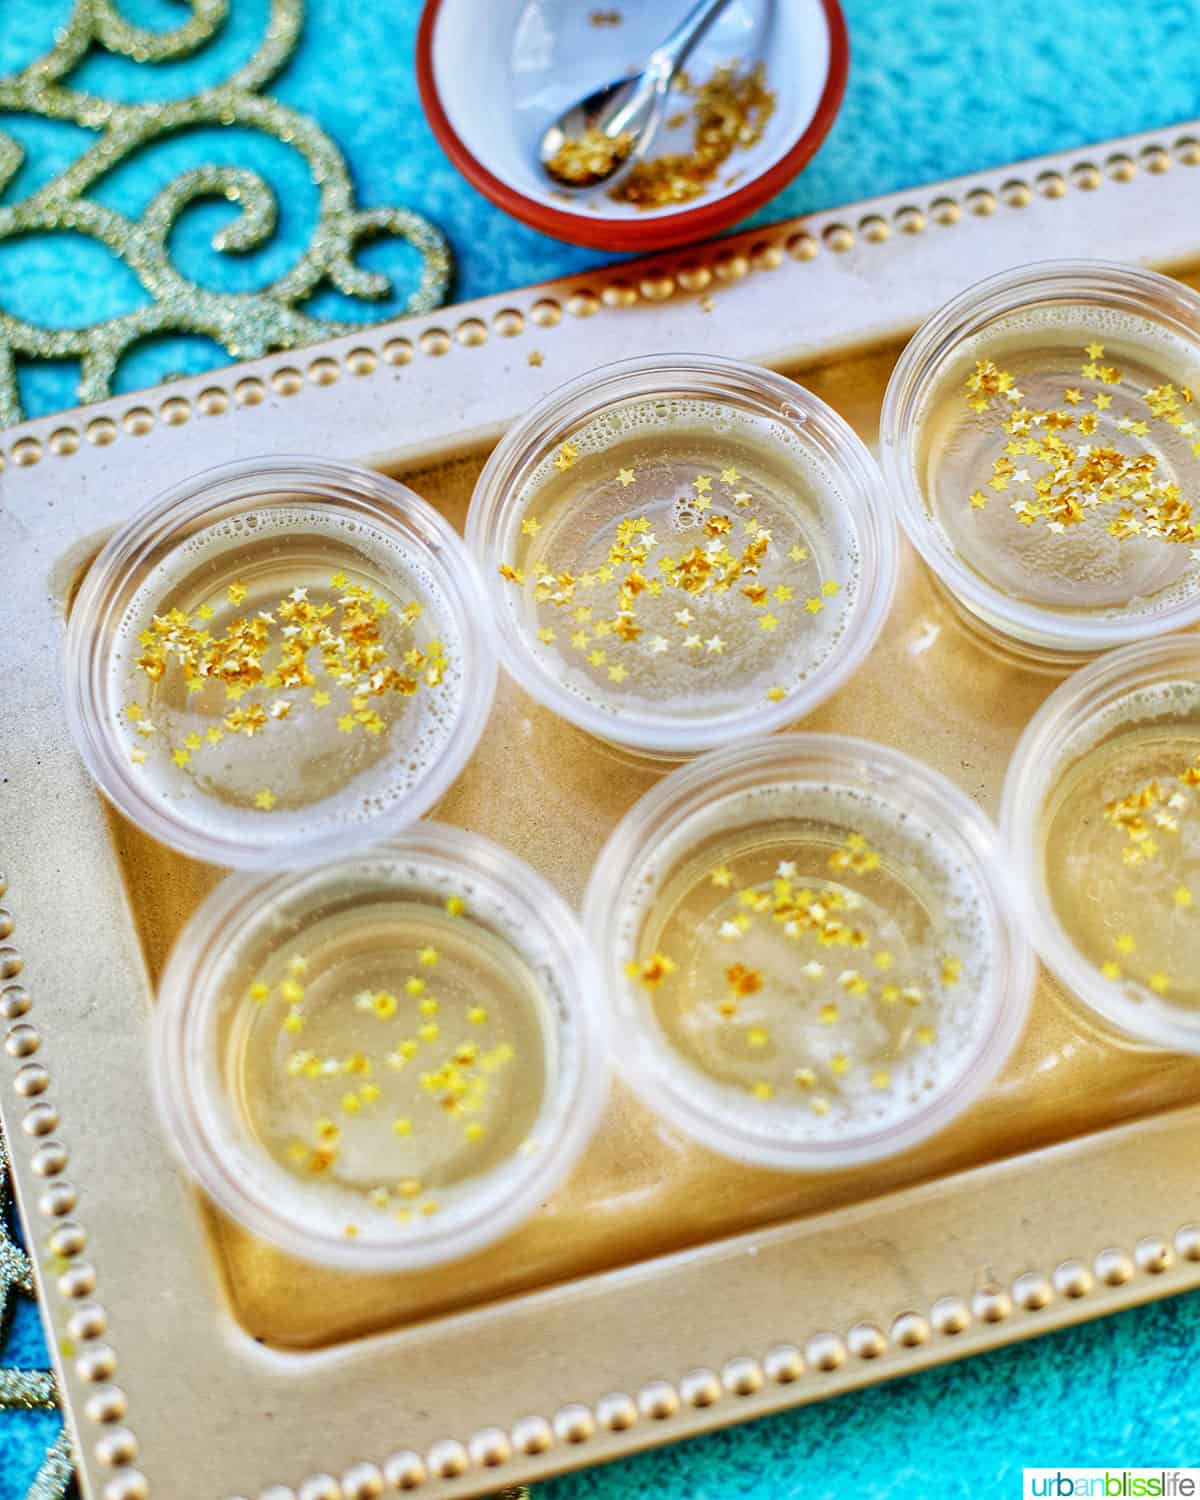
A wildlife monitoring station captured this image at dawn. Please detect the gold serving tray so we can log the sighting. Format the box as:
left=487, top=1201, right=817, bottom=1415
left=3, top=124, right=1200, bottom=1500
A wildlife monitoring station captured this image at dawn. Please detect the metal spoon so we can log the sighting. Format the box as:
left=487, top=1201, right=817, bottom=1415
left=540, top=0, right=735, bottom=191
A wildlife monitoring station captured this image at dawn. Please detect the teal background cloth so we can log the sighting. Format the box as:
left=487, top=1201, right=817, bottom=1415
left=3, top=0, right=1200, bottom=1493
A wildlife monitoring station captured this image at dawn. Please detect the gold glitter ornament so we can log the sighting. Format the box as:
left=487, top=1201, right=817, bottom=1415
left=0, top=0, right=452, bottom=426
left=0, top=1123, right=76, bottom=1500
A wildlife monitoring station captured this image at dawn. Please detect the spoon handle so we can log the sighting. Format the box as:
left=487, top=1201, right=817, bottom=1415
left=648, top=0, right=735, bottom=86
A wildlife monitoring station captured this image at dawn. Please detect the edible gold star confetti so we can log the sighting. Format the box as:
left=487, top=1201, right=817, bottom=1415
left=125, top=570, right=444, bottom=792
left=962, top=352, right=1199, bottom=545
left=609, top=63, right=775, bottom=210
left=499, top=440, right=837, bottom=697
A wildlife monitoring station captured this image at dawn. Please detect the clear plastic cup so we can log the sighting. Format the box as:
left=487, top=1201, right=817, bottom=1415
left=152, top=823, right=610, bottom=1271
left=467, top=354, right=897, bottom=757
left=64, top=455, right=496, bottom=869
left=1002, top=635, right=1200, bottom=1051
left=583, top=733, right=1033, bottom=1169
left=880, top=260, right=1200, bottom=663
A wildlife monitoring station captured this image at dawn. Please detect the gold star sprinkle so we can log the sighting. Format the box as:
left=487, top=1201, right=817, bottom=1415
left=254, top=789, right=276, bottom=810
left=626, top=952, right=678, bottom=988
left=710, top=866, right=734, bottom=887
left=171, top=748, right=191, bottom=768
left=227, top=581, right=248, bottom=605
left=617, top=467, right=635, bottom=487
left=766, top=686, right=786, bottom=702
left=1149, top=972, right=1171, bottom=994
left=725, top=963, right=763, bottom=997
left=521, top=516, right=542, bottom=536
left=446, top=896, right=466, bottom=917
left=528, top=350, right=544, bottom=367
left=1173, top=886, right=1193, bottom=908
left=804, top=596, right=824, bottom=615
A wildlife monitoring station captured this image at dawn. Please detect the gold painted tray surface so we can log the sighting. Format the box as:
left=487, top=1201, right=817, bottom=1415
left=3, top=124, right=1200, bottom=1500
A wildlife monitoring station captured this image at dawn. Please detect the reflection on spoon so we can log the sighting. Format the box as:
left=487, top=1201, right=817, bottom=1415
left=539, top=0, right=735, bottom=191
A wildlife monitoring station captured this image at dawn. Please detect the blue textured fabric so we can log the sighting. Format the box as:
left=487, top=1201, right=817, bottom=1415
left=3, top=0, right=1200, bottom=1494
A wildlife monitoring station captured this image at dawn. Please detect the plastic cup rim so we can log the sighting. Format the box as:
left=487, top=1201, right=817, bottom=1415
left=151, top=821, right=612, bottom=1272
left=62, top=453, right=498, bottom=870
left=466, top=352, right=898, bottom=755
left=583, top=730, right=1035, bottom=1170
left=878, top=257, right=1200, bottom=655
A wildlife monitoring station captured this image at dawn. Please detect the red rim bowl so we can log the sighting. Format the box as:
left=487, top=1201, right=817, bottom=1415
left=416, top=0, right=848, bottom=253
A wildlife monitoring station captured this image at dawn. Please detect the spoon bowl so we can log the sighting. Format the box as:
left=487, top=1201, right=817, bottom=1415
left=539, top=0, right=734, bottom=193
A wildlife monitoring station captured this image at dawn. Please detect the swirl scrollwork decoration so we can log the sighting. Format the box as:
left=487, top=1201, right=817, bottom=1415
left=0, top=0, right=454, bottom=427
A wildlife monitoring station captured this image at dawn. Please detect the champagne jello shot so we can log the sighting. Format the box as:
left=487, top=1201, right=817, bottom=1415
left=153, top=825, right=609, bottom=1269
left=1003, top=636, right=1200, bottom=1051
left=65, top=457, right=495, bottom=868
left=584, top=735, right=1033, bottom=1169
left=468, top=355, right=896, bottom=756
left=881, top=261, right=1200, bottom=658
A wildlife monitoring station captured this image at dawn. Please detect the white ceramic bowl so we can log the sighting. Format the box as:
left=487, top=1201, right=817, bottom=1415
left=417, top=0, right=847, bottom=251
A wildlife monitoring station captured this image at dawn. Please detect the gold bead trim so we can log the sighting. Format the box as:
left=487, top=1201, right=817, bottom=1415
left=232, top=1219, right=1200, bottom=1499
left=0, top=873, right=147, bottom=1496
left=4, top=131, right=1198, bottom=478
